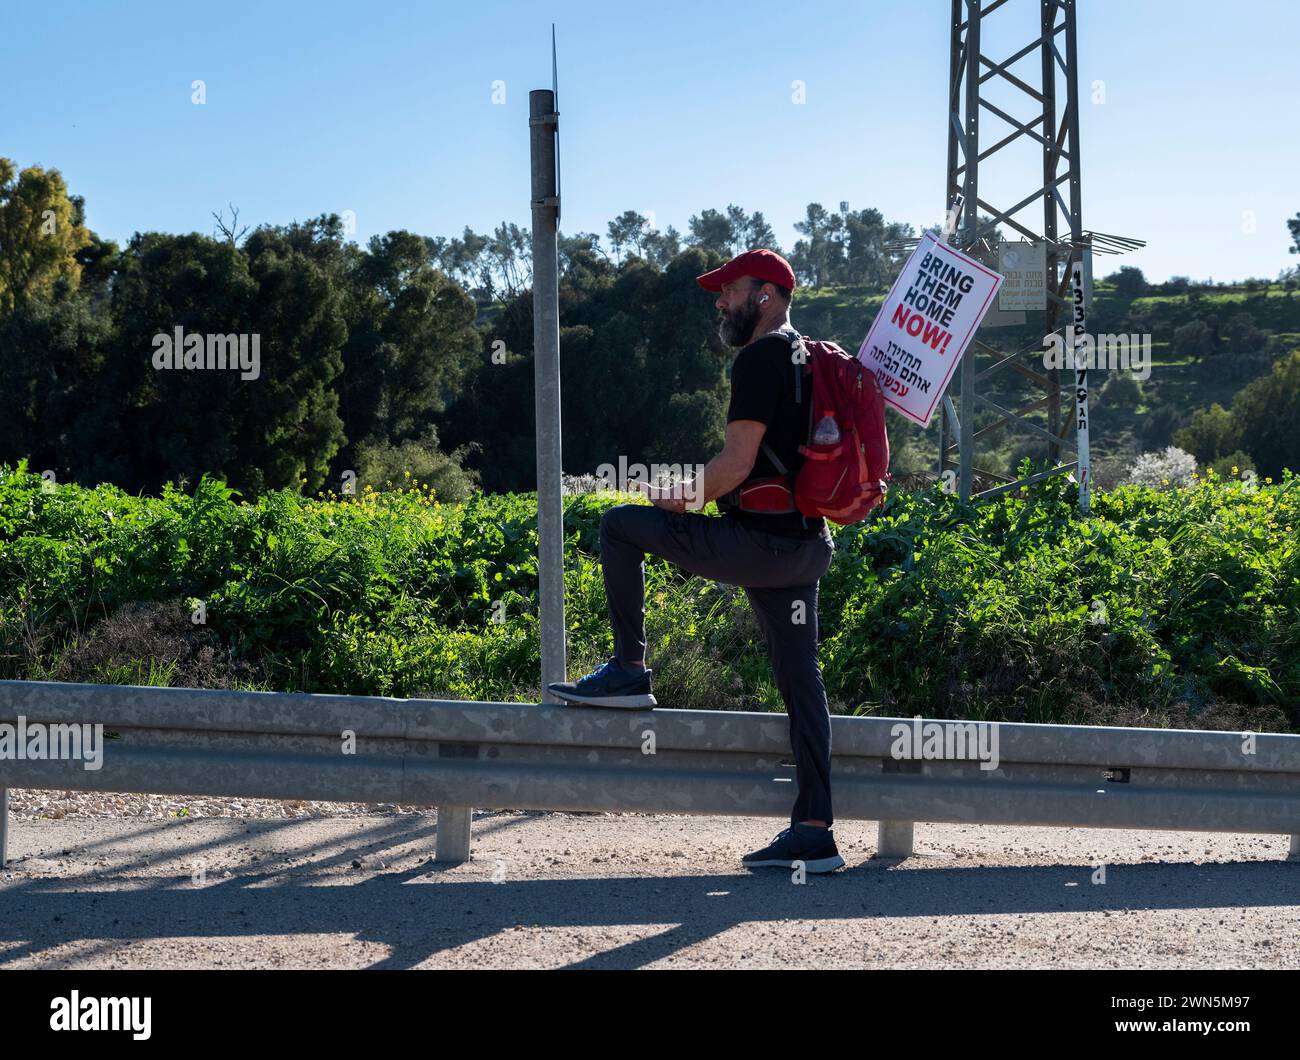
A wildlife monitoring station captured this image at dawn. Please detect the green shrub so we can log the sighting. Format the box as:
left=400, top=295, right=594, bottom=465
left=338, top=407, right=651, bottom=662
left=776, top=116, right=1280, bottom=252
left=1, top=459, right=1296, bottom=730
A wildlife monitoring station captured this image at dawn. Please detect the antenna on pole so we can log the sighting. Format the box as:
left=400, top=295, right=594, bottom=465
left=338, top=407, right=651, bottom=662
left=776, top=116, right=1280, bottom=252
left=552, top=23, right=561, bottom=221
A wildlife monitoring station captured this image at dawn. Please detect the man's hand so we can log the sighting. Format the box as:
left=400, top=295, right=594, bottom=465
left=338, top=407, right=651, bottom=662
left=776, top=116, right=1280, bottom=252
left=636, top=480, right=689, bottom=513
left=632, top=421, right=767, bottom=513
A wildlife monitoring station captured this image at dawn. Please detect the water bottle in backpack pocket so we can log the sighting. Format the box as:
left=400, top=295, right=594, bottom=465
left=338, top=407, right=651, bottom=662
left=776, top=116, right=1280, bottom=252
left=797, top=424, right=855, bottom=515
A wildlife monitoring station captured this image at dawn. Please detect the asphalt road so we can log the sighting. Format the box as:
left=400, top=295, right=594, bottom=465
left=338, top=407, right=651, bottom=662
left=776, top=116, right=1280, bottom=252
left=3, top=810, right=1298, bottom=969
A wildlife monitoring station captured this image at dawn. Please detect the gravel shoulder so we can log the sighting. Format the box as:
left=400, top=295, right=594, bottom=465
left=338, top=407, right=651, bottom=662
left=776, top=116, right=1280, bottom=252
left=3, top=790, right=1298, bottom=969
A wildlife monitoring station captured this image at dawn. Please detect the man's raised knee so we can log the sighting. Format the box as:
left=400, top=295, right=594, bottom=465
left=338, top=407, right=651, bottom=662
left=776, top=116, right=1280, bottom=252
left=599, top=502, right=639, bottom=539
left=599, top=503, right=626, bottom=532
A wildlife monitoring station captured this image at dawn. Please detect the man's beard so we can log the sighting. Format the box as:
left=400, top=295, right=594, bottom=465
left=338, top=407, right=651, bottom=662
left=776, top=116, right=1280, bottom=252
left=718, top=294, right=762, bottom=348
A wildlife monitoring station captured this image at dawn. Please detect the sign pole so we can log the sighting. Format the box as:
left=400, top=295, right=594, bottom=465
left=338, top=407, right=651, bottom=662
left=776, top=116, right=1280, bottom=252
left=1070, top=257, right=1091, bottom=514
left=1063, top=0, right=1091, bottom=515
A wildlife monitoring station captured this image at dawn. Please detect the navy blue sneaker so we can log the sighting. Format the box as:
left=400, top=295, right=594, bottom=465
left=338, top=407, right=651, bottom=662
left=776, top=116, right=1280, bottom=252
left=742, top=823, right=845, bottom=873
left=547, top=657, right=657, bottom=709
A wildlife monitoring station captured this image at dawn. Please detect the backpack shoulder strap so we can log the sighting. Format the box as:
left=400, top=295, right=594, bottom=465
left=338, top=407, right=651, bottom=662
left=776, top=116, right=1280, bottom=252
left=760, top=440, right=789, bottom=476
left=763, top=327, right=805, bottom=405
left=784, top=331, right=816, bottom=444
left=764, top=329, right=806, bottom=477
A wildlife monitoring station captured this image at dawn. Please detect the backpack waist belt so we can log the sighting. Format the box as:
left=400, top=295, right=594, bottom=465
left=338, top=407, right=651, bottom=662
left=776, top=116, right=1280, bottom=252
left=719, top=476, right=797, bottom=514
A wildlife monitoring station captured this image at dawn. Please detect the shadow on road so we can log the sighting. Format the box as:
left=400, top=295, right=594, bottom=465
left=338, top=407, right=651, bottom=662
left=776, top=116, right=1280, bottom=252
left=3, top=814, right=1297, bottom=968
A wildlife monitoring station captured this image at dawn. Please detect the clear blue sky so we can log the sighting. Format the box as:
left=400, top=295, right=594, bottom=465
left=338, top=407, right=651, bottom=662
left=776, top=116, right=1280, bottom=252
left=4, top=0, right=1297, bottom=283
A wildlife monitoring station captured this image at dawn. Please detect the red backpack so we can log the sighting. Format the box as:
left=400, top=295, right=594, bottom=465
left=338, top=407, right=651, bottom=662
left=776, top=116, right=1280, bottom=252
left=728, top=331, right=891, bottom=525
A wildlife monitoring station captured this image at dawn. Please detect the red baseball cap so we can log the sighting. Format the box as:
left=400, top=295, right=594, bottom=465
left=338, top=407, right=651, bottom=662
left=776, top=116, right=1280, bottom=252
left=695, top=248, right=796, bottom=293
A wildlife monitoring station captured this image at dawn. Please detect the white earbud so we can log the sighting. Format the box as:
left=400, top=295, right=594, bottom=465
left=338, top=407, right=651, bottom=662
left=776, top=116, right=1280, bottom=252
left=759, top=294, right=769, bottom=303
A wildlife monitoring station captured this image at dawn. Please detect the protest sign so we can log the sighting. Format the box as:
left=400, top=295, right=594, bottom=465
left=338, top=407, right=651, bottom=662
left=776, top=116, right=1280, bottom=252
left=856, top=232, right=1003, bottom=426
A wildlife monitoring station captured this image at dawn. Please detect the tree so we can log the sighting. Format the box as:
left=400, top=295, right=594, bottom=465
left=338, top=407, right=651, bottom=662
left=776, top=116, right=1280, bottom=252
left=841, top=205, right=897, bottom=288
left=1174, top=403, right=1239, bottom=464
left=741, top=211, right=778, bottom=252
left=211, top=203, right=250, bottom=245
left=1107, top=265, right=1147, bottom=299
left=336, top=225, right=481, bottom=469
left=883, top=220, right=917, bottom=278
left=240, top=223, right=350, bottom=494
left=1288, top=211, right=1300, bottom=256
left=643, top=225, right=683, bottom=268
left=485, top=222, right=531, bottom=296
left=1220, top=311, right=1267, bottom=354
left=0, top=159, right=92, bottom=314
left=435, top=227, right=491, bottom=298
left=791, top=200, right=919, bottom=288
left=1173, top=319, right=1215, bottom=361
left=685, top=208, right=734, bottom=256
left=1100, top=371, right=1142, bottom=410
left=441, top=246, right=728, bottom=493
left=725, top=205, right=781, bottom=254
left=75, top=229, right=120, bottom=290
left=607, top=211, right=652, bottom=263
left=0, top=286, right=112, bottom=478
left=87, top=229, right=349, bottom=497
left=1230, top=350, right=1300, bottom=478
left=790, top=202, right=839, bottom=287
left=558, top=231, right=611, bottom=286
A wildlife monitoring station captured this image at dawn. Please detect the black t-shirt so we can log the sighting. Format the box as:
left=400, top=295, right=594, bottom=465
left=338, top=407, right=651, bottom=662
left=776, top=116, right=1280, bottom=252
left=723, top=329, right=826, bottom=539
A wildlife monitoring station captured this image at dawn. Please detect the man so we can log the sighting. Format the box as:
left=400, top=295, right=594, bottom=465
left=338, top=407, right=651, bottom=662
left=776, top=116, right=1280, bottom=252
left=547, top=248, right=844, bottom=874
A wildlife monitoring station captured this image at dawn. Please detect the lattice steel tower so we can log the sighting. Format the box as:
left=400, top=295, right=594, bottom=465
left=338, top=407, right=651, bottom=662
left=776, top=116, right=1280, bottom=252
left=938, top=0, right=1141, bottom=512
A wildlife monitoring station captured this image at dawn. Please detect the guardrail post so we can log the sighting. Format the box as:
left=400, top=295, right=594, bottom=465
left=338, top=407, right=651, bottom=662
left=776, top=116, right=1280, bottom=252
left=436, top=805, right=472, bottom=863
left=1290, top=834, right=1300, bottom=862
left=0, top=787, right=9, bottom=868
left=877, top=819, right=914, bottom=859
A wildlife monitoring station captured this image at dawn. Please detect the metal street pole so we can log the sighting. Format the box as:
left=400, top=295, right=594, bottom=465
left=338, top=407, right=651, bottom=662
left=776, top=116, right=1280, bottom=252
left=529, top=89, right=566, bottom=701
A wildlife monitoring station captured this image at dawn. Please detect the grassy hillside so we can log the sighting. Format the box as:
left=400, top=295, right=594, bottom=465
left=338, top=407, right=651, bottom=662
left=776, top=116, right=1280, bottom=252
left=794, top=280, right=1300, bottom=481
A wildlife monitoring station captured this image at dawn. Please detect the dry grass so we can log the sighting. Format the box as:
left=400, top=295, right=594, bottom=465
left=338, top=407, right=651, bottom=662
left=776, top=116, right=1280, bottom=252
left=49, top=600, right=267, bottom=690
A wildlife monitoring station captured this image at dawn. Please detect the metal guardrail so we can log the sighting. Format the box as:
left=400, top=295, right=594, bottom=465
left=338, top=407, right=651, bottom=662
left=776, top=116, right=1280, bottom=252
left=1, top=679, right=1298, bottom=868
